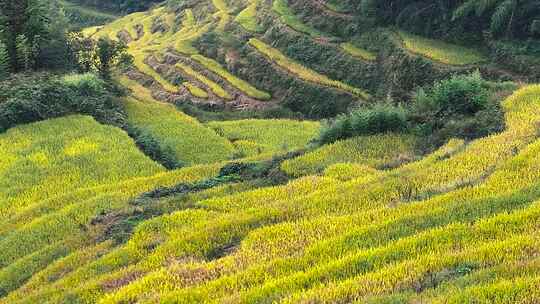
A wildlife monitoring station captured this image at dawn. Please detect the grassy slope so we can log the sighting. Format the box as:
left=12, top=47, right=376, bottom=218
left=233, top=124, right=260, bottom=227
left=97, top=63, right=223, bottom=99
left=59, top=0, right=118, bottom=20
left=1, top=85, right=539, bottom=303
left=207, top=119, right=320, bottom=158
left=2, top=1, right=540, bottom=302
left=399, top=31, right=487, bottom=66
left=0, top=115, right=163, bottom=219
left=119, top=76, right=236, bottom=165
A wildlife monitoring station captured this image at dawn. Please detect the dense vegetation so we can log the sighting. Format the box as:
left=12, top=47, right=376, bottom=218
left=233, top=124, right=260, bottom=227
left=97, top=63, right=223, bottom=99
left=67, top=0, right=162, bottom=14
left=0, top=73, right=125, bottom=131
left=319, top=72, right=509, bottom=148
left=1, top=0, right=540, bottom=303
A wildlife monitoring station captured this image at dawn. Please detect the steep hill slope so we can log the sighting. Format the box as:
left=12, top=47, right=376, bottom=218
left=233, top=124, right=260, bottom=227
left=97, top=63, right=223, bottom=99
left=84, top=0, right=524, bottom=119
left=0, top=84, right=539, bottom=303
left=1, top=1, right=540, bottom=303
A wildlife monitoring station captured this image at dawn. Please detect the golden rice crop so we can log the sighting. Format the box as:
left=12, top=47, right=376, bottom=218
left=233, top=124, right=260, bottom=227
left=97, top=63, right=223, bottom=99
left=249, top=38, right=371, bottom=99
left=0, top=115, right=163, bottom=220
left=207, top=119, right=320, bottom=157
left=124, top=97, right=235, bottom=165
left=6, top=86, right=538, bottom=303
left=4, top=2, right=540, bottom=299
left=281, top=133, right=418, bottom=177
left=191, top=54, right=272, bottom=100
left=399, top=31, right=487, bottom=66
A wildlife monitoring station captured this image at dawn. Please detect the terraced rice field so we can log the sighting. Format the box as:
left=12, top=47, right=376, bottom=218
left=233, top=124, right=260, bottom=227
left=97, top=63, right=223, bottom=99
left=272, top=0, right=323, bottom=37
left=176, top=63, right=233, bottom=100
left=2, top=86, right=539, bottom=302
left=88, top=4, right=276, bottom=103
left=0, top=115, right=163, bottom=218
left=281, top=134, right=418, bottom=177
left=83, top=0, right=500, bottom=110
left=249, top=38, right=370, bottom=99
left=207, top=119, right=320, bottom=158
left=399, top=31, right=487, bottom=66
left=124, top=97, right=235, bottom=165
left=191, top=55, right=271, bottom=101
left=4, top=1, right=540, bottom=302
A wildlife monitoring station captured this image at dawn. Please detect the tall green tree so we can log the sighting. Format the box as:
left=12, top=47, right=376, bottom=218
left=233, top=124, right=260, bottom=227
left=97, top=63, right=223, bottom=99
left=453, top=0, right=540, bottom=38
left=0, top=40, right=9, bottom=79
left=95, top=38, right=132, bottom=79
left=15, top=34, right=31, bottom=71
left=0, top=0, right=59, bottom=71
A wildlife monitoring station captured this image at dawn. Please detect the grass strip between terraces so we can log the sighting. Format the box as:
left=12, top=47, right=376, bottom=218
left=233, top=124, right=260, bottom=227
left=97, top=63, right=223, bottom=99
left=272, top=0, right=322, bottom=37
left=249, top=38, right=370, bottom=99
left=191, top=54, right=272, bottom=100
left=235, top=0, right=263, bottom=33
left=175, top=63, right=233, bottom=100
left=341, top=42, right=376, bottom=61
left=183, top=82, right=209, bottom=98
left=398, top=31, right=487, bottom=66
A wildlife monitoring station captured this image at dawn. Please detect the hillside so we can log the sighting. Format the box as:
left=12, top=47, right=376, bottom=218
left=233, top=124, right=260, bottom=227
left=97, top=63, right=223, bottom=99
left=2, top=84, right=540, bottom=303
left=83, top=0, right=538, bottom=119
left=1, top=0, right=540, bottom=303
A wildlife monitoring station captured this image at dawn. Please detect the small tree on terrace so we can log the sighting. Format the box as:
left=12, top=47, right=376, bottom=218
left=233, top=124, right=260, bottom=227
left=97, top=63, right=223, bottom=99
left=95, top=38, right=132, bottom=79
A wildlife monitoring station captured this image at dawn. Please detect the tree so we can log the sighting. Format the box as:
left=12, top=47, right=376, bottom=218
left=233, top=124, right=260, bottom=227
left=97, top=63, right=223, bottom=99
left=23, top=0, right=49, bottom=42
left=37, top=1, right=71, bottom=69
left=0, top=40, right=9, bottom=79
left=67, top=35, right=133, bottom=78
left=66, top=32, right=96, bottom=73
left=0, top=0, right=63, bottom=71
left=95, top=38, right=132, bottom=79
left=15, top=34, right=31, bottom=71
left=454, top=0, right=540, bottom=38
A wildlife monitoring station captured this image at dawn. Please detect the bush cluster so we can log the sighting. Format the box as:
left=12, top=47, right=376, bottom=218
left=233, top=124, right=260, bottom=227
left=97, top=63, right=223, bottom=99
left=318, top=72, right=507, bottom=149
left=319, top=104, right=408, bottom=145
left=0, top=73, right=125, bottom=132
left=411, top=71, right=506, bottom=148
left=124, top=126, right=184, bottom=170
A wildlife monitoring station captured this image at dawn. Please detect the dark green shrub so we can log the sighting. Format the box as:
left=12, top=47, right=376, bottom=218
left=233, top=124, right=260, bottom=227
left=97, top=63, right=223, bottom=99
left=414, top=71, right=489, bottom=117
left=318, top=103, right=408, bottom=144
left=411, top=72, right=506, bottom=148
left=0, top=73, right=125, bottom=132
left=125, top=125, right=183, bottom=170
